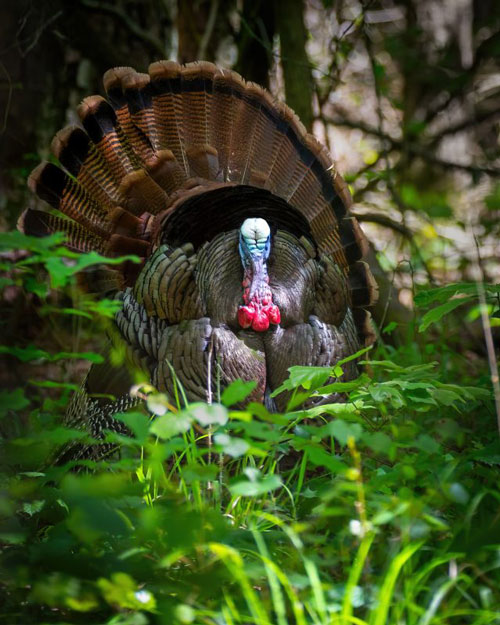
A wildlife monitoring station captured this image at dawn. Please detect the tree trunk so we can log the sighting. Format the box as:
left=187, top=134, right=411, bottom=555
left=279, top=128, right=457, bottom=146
left=274, top=0, right=313, bottom=130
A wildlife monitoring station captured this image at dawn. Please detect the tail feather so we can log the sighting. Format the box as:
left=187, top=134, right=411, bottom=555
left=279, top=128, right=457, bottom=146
left=77, top=96, right=139, bottom=184
left=19, top=208, right=106, bottom=253
left=210, top=69, right=246, bottom=181
left=28, top=162, right=109, bottom=236
left=227, top=82, right=262, bottom=183
left=180, top=62, right=217, bottom=178
left=349, top=260, right=379, bottom=308
left=149, top=60, right=188, bottom=176
left=52, top=126, right=122, bottom=207
left=122, top=71, right=158, bottom=153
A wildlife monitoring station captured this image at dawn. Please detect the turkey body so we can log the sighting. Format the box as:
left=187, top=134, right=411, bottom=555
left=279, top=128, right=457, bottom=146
left=117, top=226, right=359, bottom=411
left=19, top=60, right=376, bottom=458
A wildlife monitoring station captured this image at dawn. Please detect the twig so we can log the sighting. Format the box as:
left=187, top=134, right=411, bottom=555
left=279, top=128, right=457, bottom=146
left=197, top=0, right=219, bottom=60
left=428, top=109, right=500, bottom=146
left=18, top=9, right=63, bottom=57
left=0, top=61, right=12, bottom=135
left=323, top=114, right=500, bottom=177
left=472, top=232, right=500, bottom=437
left=352, top=211, right=413, bottom=238
left=78, top=0, right=166, bottom=57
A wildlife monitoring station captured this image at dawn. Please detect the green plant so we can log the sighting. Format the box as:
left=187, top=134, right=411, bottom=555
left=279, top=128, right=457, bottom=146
left=0, top=232, right=499, bottom=624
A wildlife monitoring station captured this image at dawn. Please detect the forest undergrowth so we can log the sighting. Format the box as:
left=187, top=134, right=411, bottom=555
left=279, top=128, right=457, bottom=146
left=0, top=231, right=499, bottom=625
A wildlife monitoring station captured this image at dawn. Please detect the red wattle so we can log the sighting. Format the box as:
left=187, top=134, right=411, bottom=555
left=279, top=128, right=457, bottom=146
left=268, top=304, right=280, bottom=324
left=238, top=266, right=281, bottom=332
left=238, top=306, right=255, bottom=329
left=252, top=311, right=270, bottom=332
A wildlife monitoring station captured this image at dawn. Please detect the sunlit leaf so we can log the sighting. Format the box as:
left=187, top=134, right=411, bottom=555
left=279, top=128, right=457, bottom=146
left=221, top=379, right=257, bottom=406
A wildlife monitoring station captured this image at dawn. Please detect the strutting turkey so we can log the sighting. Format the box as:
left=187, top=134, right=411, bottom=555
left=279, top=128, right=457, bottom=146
left=19, top=61, right=377, bottom=461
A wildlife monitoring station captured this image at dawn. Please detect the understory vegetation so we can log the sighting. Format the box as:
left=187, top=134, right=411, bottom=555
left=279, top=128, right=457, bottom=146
left=0, top=231, right=499, bottom=625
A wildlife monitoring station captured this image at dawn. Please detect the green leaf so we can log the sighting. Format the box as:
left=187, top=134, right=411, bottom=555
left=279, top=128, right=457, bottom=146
left=150, top=413, right=192, bottom=439
left=0, top=230, right=65, bottom=253
left=0, top=345, right=104, bottom=363
left=45, top=251, right=141, bottom=288
left=430, top=388, right=464, bottom=406
left=414, top=434, right=440, bottom=455
left=147, top=393, right=170, bottom=416
left=415, top=283, right=500, bottom=307
left=29, top=379, right=79, bottom=391
left=368, top=384, right=405, bottom=408
left=324, top=419, right=363, bottom=445
left=383, top=321, right=398, bottom=334
left=221, top=379, right=257, bottom=406
left=186, top=403, right=228, bottom=426
left=22, top=500, right=46, bottom=516
left=336, top=345, right=373, bottom=366
left=419, top=297, right=475, bottom=331
left=114, top=412, right=150, bottom=443
left=287, top=366, right=332, bottom=390
left=182, top=463, right=219, bottom=482
left=315, top=373, right=369, bottom=396
left=362, top=431, right=393, bottom=454
left=214, top=433, right=250, bottom=457
left=229, top=473, right=282, bottom=497
left=298, top=443, right=346, bottom=473
left=0, top=388, right=30, bottom=418
left=98, top=572, right=156, bottom=612
left=470, top=441, right=500, bottom=466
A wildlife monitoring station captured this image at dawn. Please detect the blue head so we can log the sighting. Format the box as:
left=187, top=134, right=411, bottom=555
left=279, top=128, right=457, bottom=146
left=239, top=217, right=271, bottom=268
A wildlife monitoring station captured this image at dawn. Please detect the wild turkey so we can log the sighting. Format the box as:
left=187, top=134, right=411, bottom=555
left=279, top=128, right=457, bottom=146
left=19, top=61, right=377, bottom=460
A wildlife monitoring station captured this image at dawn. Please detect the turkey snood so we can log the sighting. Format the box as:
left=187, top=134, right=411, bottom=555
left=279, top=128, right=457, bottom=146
left=237, top=217, right=281, bottom=332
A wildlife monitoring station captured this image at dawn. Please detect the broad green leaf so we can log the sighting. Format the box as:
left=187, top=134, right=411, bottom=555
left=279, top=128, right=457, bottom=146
left=298, top=443, right=346, bottom=474
left=324, top=419, right=363, bottom=445
left=283, top=366, right=332, bottom=391
left=186, top=403, right=228, bottom=426
left=114, top=412, right=150, bottom=443
left=383, top=321, right=398, bottom=334
left=182, top=463, right=219, bottom=482
left=229, top=474, right=282, bottom=497
left=362, top=431, right=393, bottom=454
left=0, top=230, right=65, bottom=252
left=315, top=373, right=370, bottom=396
left=150, top=413, right=192, bottom=439
left=147, top=393, right=170, bottom=416
left=419, top=297, right=475, bottom=331
left=214, top=433, right=250, bottom=457
left=22, top=500, right=45, bottom=516
left=45, top=252, right=140, bottom=288
left=221, top=379, right=257, bottom=406
left=415, top=283, right=500, bottom=307
left=0, top=388, right=30, bottom=418
left=414, top=434, right=440, bottom=455
left=0, top=345, right=104, bottom=363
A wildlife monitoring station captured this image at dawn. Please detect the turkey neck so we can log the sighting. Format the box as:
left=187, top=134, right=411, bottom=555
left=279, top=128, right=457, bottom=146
left=238, top=256, right=280, bottom=332
left=245, top=256, right=268, bottom=302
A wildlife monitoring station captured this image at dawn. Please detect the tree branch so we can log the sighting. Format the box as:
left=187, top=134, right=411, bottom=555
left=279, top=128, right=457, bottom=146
left=78, top=0, right=166, bottom=57
left=322, top=114, right=500, bottom=176
left=352, top=211, right=413, bottom=238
